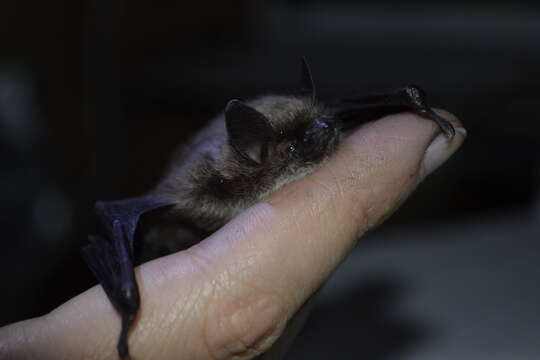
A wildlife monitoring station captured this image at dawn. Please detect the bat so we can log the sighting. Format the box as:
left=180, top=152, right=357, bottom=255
left=82, top=58, right=455, bottom=358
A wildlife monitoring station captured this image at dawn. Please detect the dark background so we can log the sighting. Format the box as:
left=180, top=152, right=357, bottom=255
left=1, top=1, right=539, bottom=359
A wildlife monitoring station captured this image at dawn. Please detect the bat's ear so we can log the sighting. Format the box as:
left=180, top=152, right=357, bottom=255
left=225, top=99, right=276, bottom=165
left=298, top=57, right=316, bottom=103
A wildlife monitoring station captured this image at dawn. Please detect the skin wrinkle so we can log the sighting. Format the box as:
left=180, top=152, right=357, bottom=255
left=209, top=210, right=283, bottom=291
left=331, top=145, right=379, bottom=201
left=335, top=175, right=370, bottom=236
left=226, top=250, right=261, bottom=286
left=202, top=204, right=274, bottom=258
left=185, top=268, right=240, bottom=359
left=268, top=188, right=338, bottom=300
left=92, top=325, right=117, bottom=360
left=131, top=277, right=180, bottom=357
left=42, top=297, right=115, bottom=360
left=194, top=258, right=272, bottom=359
left=229, top=217, right=300, bottom=298
left=234, top=250, right=284, bottom=299
left=200, top=277, right=225, bottom=360
left=141, top=299, right=184, bottom=358
left=270, top=181, right=351, bottom=300
left=137, top=270, right=180, bottom=351
left=335, top=176, right=373, bottom=233
left=85, top=319, right=115, bottom=360
left=135, top=251, right=217, bottom=359
left=182, top=248, right=216, bottom=284
left=179, top=289, right=208, bottom=348
left=203, top=280, right=288, bottom=360
left=23, top=320, right=39, bottom=359
left=146, top=258, right=176, bottom=289
left=89, top=334, right=114, bottom=360
left=193, top=205, right=301, bottom=359
left=229, top=299, right=283, bottom=359
left=280, top=214, right=316, bottom=296
left=305, top=185, right=346, bottom=256
left=1, top=320, right=30, bottom=360
left=159, top=309, right=189, bottom=358
left=304, top=167, right=353, bottom=240
left=132, top=282, right=161, bottom=353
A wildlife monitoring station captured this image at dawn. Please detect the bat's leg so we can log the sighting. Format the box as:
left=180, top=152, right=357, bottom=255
left=83, top=230, right=137, bottom=358
left=335, top=85, right=455, bottom=137
left=82, top=195, right=176, bottom=358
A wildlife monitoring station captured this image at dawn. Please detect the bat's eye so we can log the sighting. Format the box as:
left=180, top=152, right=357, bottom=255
left=278, top=141, right=298, bottom=156
left=287, top=143, right=296, bottom=154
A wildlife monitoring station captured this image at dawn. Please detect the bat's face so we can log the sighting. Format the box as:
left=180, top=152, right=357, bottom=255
left=274, top=112, right=339, bottom=165
left=225, top=95, right=341, bottom=171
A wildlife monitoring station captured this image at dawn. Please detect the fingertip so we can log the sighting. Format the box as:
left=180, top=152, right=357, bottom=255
left=421, top=125, right=467, bottom=178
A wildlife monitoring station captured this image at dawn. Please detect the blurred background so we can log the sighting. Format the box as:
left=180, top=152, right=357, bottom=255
left=1, top=0, right=539, bottom=358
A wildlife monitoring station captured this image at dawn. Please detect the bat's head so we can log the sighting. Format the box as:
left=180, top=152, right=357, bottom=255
left=224, top=59, right=340, bottom=172
left=225, top=96, right=339, bottom=168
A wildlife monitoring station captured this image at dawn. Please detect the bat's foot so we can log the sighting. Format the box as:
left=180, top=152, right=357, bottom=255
left=118, top=312, right=136, bottom=358
left=118, top=341, right=129, bottom=359
left=396, top=85, right=456, bottom=138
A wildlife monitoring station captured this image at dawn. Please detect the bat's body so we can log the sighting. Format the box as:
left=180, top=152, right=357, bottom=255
left=82, top=59, right=455, bottom=358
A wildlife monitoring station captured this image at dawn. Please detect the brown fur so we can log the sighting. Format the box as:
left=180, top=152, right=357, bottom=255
left=154, top=95, right=340, bottom=233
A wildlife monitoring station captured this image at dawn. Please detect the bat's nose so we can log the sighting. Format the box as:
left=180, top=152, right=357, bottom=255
left=315, top=117, right=337, bottom=134
left=315, top=119, right=329, bottom=129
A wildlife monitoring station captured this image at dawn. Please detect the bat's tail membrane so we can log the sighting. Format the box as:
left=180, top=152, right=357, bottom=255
left=81, top=194, right=177, bottom=358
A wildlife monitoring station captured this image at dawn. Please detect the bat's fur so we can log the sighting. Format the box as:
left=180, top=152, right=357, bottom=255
left=142, top=95, right=340, bottom=258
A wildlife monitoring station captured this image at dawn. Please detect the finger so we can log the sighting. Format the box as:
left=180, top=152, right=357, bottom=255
left=0, top=112, right=466, bottom=360
left=164, top=111, right=466, bottom=358
left=200, top=111, right=465, bottom=300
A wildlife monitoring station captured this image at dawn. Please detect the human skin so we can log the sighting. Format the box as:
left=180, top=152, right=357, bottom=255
left=0, top=111, right=466, bottom=360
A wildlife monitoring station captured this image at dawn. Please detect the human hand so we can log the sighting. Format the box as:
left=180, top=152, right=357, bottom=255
left=0, top=111, right=465, bottom=360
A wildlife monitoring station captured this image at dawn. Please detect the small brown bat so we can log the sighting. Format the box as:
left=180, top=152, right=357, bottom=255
left=82, top=58, right=455, bottom=358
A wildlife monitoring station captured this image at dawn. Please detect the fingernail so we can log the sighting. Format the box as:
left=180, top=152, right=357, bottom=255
left=421, top=127, right=467, bottom=178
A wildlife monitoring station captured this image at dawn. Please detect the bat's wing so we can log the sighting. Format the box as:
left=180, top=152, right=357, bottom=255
left=81, top=194, right=176, bottom=358
left=334, top=85, right=455, bottom=137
